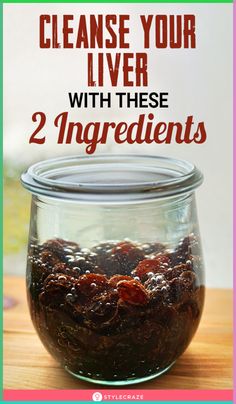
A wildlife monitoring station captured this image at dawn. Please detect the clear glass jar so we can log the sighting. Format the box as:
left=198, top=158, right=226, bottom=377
left=21, top=155, right=205, bottom=386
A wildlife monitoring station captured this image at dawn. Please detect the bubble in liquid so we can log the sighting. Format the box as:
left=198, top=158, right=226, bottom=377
left=66, top=293, right=77, bottom=303
left=58, top=275, right=67, bottom=281
left=76, top=256, right=86, bottom=262
left=66, top=256, right=75, bottom=262
left=64, top=248, right=74, bottom=254
left=73, top=266, right=81, bottom=273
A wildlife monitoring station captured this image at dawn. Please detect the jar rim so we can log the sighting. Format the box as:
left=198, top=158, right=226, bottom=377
left=21, top=154, right=203, bottom=202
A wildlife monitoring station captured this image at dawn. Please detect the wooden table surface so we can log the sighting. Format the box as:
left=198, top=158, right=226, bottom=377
left=3, top=276, right=233, bottom=390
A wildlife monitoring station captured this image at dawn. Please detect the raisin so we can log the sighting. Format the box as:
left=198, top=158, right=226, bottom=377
left=28, top=254, right=46, bottom=282
left=164, top=264, right=188, bottom=281
left=27, top=234, right=204, bottom=382
left=132, top=256, right=170, bottom=281
left=41, top=249, right=61, bottom=267
left=92, top=241, right=145, bottom=276
left=56, top=238, right=80, bottom=250
left=38, top=239, right=80, bottom=271
left=153, top=253, right=171, bottom=266
left=109, top=275, right=133, bottom=286
left=110, top=242, right=145, bottom=275
left=53, top=262, right=82, bottom=279
left=44, top=238, right=79, bottom=253
left=84, top=292, right=119, bottom=327
left=145, top=273, right=167, bottom=291
left=117, top=280, right=149, bottom=305
left=168, top=271, right=196, bottom=305
left=27, top=243, right=57, bottom=300
left=144, top=274, right=170, bottom=305
left=169, top=278, right=190, bottom=304
left=42, top=240, right=69, bottom=262
left=39, top=273, right=74, bottom=306
left=91, top=242, right=118, bottom=274
left=44, top=273, right=73, bottom=290
left=111, top=242, right=143, bottom=260
left=75, top=273, right=108, bottom=298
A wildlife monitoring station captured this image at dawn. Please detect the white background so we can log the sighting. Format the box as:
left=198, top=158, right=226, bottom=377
left=4, top=4, right=233, bottom=287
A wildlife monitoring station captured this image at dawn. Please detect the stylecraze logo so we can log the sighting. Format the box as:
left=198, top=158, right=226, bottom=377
left=92, top=392, right=103, bottom=401
left=92, top=392, right=144, bottom=401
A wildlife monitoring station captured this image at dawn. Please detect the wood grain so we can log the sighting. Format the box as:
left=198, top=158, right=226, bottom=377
left=3, top=276, right=233, bottom=390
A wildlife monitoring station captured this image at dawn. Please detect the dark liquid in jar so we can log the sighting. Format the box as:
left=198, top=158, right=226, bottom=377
left=27, top=234, right=204, bottom=382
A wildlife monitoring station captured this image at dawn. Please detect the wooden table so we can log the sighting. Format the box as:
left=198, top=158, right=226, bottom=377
left=3, top=276, right=233, bottom=390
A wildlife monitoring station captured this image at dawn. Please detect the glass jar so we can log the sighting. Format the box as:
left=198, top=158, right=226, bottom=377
left=21, top=155, right=205, bottom=386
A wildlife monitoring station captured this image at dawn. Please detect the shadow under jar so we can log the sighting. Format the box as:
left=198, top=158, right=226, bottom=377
left=21, top=155, right=205, bottom=386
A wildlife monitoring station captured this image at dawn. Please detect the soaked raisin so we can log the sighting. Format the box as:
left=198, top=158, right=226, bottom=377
left=117, top=280, right=149, bottom=305
left=132, top=258, right=169, bottom=281
left=75, top=273, right=108, bottom=298
left=91, top=241, right=145, bottom=276
left=41, top=249, right=61, bottom=267
left=109, top=242, right=145, bottom=275
left=53, top=262, right=83, bottom=279
left=27, top=234, right=204, bottom=383
left=170, top=280, right=185, bottom=303
left=42, top=239, right=77, bottom=263
left=109, top=275, right=134, bottom=286
left=39, top=273, right=73, bottom=306
left=164, top=264, right=188, bottom=281
left=85, top=293, right=119, bottom=327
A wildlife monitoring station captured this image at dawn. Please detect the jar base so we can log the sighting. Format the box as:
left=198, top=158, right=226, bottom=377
left=65, top=361, right=175, bottom=386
